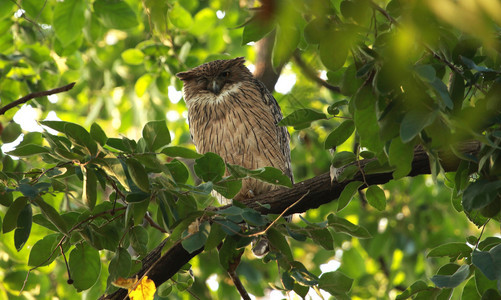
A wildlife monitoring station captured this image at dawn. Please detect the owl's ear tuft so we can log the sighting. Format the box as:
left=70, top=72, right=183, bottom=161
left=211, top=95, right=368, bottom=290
left=176, top=71, right=194, bottom=81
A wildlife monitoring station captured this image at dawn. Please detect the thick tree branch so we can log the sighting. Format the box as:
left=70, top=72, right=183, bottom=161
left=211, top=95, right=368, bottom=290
left=0, top=82, right=76, bottom=115
left=253, top=31, right=282, bottom=93
left=102, top=141, right=480, bottom=299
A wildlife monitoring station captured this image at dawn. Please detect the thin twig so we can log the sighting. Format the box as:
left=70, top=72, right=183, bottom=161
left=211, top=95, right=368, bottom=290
left=292, top=52, right=341, bottom=93
left=0, top=82, right=76, bottom=115
left=145, top=213, right=168, bottom=233
left=228, top=268, right=251, bottom=300
left=247, top=190, right=310, bottom=237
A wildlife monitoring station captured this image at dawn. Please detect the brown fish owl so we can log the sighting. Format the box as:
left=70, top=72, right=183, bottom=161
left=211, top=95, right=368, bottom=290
left=176, top=57, right=293, bottom=204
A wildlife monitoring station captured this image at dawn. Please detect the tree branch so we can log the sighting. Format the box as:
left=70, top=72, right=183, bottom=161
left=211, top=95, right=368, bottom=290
left=101, top=141, right=480, bottom=299
left=0, top=82, right=76, bottom=115
left=292, top=52, right=342, bottom=93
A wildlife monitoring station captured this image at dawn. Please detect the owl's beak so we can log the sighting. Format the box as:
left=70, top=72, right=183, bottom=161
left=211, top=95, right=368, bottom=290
left=208, top=79, right=222, bottom=94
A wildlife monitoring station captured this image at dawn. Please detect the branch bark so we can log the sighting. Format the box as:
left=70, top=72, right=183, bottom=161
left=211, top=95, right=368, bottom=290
left=0, top=82, right=76, bottom=115
left=101, top=141, right=480, bottom=299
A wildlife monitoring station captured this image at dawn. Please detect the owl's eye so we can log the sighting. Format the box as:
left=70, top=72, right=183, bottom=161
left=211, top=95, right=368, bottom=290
left=220, top=71, right=230, bottom=78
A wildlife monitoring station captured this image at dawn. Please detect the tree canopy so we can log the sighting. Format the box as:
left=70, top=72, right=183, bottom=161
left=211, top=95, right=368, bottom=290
left=0, top=0, right=500, bottom=299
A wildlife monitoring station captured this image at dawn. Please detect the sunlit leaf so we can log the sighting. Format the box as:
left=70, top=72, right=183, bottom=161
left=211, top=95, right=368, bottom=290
left=142, top=120, right=171, bottom=152
left=94, top=0, right=139, bottom=29
left=6, top=144, right=50, bottom=157
left=194, top=152, right=225, bottom=182
left=53, top=0, right=85, bottom=46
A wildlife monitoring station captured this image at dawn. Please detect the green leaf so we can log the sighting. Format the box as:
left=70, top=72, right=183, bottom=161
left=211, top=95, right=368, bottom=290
left=431, top=78, right=454, bottom=109
left=121, top=48, right=145, bottom=65
left=218, top=236, right=244, bottom=270
left=28, top=234, right=61, bottom=267
left=6, top=144, right=50, bottom=157
left=250, top=167, right=293, bottom=188
left=431, top=264, right=470, bottom=288
left=205, top=222, right=226, bottom=251
left=182, top=221, right=210, bottom=253
left=242, top=208, right=267, bottom=226
left=3, top=197, right=28, bottom=233
left=319, top=31, right=349, bottom=71
left=90, top=123, right=107, bottom=146
left=126, top=158, right=150, bottom=192
left=309, top=228, right=334, bottom=250
left=318, top=271, right=353, bottom=294
left=353, top=85, right=373, bottom=110
left=82, top=166, right=97, bottom=210
left=108, top=247, right=131, bottom=281
left=414, top=64, right=436, bottom=82
left=472, top=245, right=501, bottom=281
left=14, top=204, right=32, bottom=251
left=462, top=180, right=501, bottom=211
left=354, top=104, right=383, bottom=153
left=69, top=243, right=101, bottom=291
left=272, top=24, right=300, bottom=70
left=388, top=137, right=414, bottom=179
left=427, top=242, right=472, bottom=259
left=337, top=181, right=363, bottom=212
left=242, top=18, right=274, bottom=45
left=396, top=280, right=436, bottom=300
left=281, top=271, right=295, bottom=290
left=1, top=122, right=22, bottom=143
left=194, top=152, right=225, bottom=182
left=94, top=0, right=138, bottom=29
left=169, top=2, right=193, bottom=29
left=165, top=159, right=190, bottom=184
left=130, top=225, right=148, bottom=256
left=135, top=73, right=154, bottom=97
left=94, top=155, right=130, bottom=191
left=64, top=123, right=98, bottom=156
left=324, top=120, right=355, bottom=149
left=32, top=196, right=68, bottom=235
left=331, top=151, right=356, bottom=168
left=400, top=109, right=437, bottom=143
left=142, top=120, right=171, bottom=151
left=161, top=146, right=202, bottom=159
left=267, top=227, right=293, bottom=261
left=214, top=179, right=242, bottom=199
left=327, top=214, right=372, bottom=238
left=53, top=0, right=85, bottom=46
left=365, top=185, right=386, bottom=211
left=278, top=109, right=327, bottom=129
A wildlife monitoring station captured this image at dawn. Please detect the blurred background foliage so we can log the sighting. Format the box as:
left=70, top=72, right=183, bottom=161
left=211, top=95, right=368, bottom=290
left=0, top=0, right=501, bottom=299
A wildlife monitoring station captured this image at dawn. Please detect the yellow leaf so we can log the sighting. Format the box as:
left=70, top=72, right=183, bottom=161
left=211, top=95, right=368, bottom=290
left=112, top=276, right=137, bottom=289
left=129, top=276, right=156, bottom=300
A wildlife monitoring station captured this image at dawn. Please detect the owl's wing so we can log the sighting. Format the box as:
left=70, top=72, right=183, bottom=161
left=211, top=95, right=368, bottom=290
left=254, top=79, right=294, bottom=184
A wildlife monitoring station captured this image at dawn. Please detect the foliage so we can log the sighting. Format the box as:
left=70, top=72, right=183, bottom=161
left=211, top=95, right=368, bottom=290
left=0, top=0, right=501, bottom=299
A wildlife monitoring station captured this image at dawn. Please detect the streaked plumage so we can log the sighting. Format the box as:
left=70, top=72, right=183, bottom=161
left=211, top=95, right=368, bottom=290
left=176, top=57, right=293, bottom=204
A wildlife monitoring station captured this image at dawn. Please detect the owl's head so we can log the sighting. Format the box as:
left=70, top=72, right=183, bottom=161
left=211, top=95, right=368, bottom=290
left=176, top=57, right=253, bottom=98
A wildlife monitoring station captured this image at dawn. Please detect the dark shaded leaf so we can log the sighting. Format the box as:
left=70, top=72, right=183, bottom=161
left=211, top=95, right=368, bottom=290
left=194, top=152, right=225, bottom=182
left=365, top=185, right=386, bottom=211
left=14, top=204, right=32, bottom=251
left=126, top=158, right=150, bottom=192
left=431, top=264, right=470, bottom=288
left=427, top=242, right=472, bottom=259
left=324, top=120, right=355, bottom=149
left=337, top=181, right=363, bottom=211
left=267, top=227, right=293, bottom=261
left=6, top=144, right=50, bottom=157
left=69, top=243, right=101, bottom=291
left=181, top=221, right=209, bottom=253
left=3, top=197, right=28, bottom=233
left=278, top=109, right=327, bottom=129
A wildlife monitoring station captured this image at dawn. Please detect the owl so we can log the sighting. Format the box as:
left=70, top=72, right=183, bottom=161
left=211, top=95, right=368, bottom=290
left=176, top=57, right=293, bottom=205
